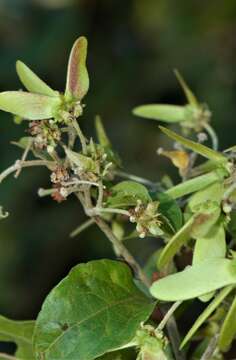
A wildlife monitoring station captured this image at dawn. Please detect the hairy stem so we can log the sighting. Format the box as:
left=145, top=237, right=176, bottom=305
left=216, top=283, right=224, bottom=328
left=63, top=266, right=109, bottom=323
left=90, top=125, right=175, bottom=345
left=200, top=335, right=219, bottom=360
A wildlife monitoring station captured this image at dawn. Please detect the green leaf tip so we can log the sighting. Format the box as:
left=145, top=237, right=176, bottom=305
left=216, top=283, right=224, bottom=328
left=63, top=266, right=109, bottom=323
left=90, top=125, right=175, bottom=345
left=65, top=36, right=89, bottom=101
left=16, top=60, right=57, bottom=97
left=174, top=69, right=199, bottom=107
left=159, top=126, right=227, bottom=163
left=95, top=115, right=111, bottom=147
left=0, top=91, right=61, bottom=120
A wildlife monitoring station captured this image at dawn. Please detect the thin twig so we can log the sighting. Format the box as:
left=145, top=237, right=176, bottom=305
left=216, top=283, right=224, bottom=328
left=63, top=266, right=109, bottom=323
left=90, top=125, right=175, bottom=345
left=200, top=334, right=219, bottom=360
left=203, top=123, right=219, bottom=151
left=93, top=215, right=151, bottom=288
left=72, top=119, right=87, bottom=155
left=14, top=139, right=32, bottom=178
left=94, top=207, right=130, bottom=217
left=166, top=315, right=185, bottom=360
left=115, top=170, right=159, bottom=188
left=0, top=160, right=54, bottom=184
left=158, top=301, right=182, bottom=331
left=70, top=218, right=95, bottom=238
left=96, top=181, right=104, bottom=208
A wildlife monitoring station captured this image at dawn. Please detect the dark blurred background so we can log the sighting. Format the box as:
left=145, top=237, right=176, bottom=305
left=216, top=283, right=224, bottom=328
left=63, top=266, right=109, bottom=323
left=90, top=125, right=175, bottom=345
left=0, top=0, right=236, bottom=326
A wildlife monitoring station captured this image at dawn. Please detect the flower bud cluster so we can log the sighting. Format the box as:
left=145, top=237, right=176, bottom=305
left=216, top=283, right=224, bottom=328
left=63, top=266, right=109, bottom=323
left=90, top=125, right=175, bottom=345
left=129, top=200, right=163, bottom=238
left=28, top=120, right=61, bottom=150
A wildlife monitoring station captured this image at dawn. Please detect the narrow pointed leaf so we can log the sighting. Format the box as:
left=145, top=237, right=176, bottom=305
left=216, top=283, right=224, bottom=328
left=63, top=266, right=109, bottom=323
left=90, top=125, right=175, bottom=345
left=174, top=70, right=199, bottom=107
left=218, top=295, right=236, bottom=352
left=64, top=147, right=97, bottom=172
left=95, top=115, right=111, bottom=147
left=165, top=171, right=222, bottom=200
left=0, top=91, right=60, bottom=120
left=16, top=60, right=57, bottom=97
left=65, top=36, right=89, bottom=101
left=0, top=315, right=35, bottom=359
left=180, top=285, right=233, bottom=349
left=151, top=259, right=236, bottom=302
left=33, top=260, right=155, bottom=360
left=133, top=104, right=186, bottom=122
left=159, top=126, right=227, bottom=163
left=158, top=216, right=194, bottom=269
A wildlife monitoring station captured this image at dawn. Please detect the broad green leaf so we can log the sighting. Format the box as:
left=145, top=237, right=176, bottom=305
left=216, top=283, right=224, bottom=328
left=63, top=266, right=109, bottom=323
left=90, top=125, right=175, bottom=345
left=151, top=259, right=236, bottom=301
left=156, top=192, right=183, bottom=231
left=174, top=70, right=199, bottom=107
left=159, top=126, right=227, bottom=163
left=0, top=315, right=35, bottom=359
left=64, top=147, right=97, bottom=172
left=0, top=91, right=61, bottom=120
left=133, top=104, right=186, bottom=123
left=193, top=224, right=226, bottom=265
left=180, top=285, right=233, bottom=349
left=0, top=206, right=9, bottom=220
left=158, top=216, right=194, bottom=269
left=193, top=223, right=226, bottom=302
left=16, top=60, right=57, bottom=97
left=65, top=36, right=89, bottom=101
left=165, top=171, right=223, bottom=200
left=188, top=182, right=224, bottom=213
left=33, top=259, right=155, bottom=360
left=95, top=115, right=111, bottom=148
left=218, top=295, right=236, bottom=352
left=107, top=181, right=151, bottom=208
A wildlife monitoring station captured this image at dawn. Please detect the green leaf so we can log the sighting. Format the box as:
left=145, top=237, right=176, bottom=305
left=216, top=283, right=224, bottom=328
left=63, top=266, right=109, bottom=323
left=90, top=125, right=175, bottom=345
left=188, top=182, right=224, bottom=213
left=65, top=36, right=89, bottom=101
left=64, top=147, right=97, bottom=172
left=33, top=259, right=155, bottom=360
left=165, top=171, right=223, bottom=200
left=174, top=70, right=199, bottom=107
left=16, top=60, right=57, bottom=97
left=159, top=126, right=227, bottom=163
left=0, top=91, right=61, bottom=120
left=133, top=104, right=186, bottom=123
left=107, top=181, right=151, bottom=208
left=193, top=223, right=226, bottom=265
left=151, top=259, right=236, bottom=302
left=218, top=295, right=236, bottom=352
left=158, top=216, right=194, bottom=269
left=190, top=204, right=221, bottom=240
left=193, top=222, right=226, bottom=302
left=0, top=315, right=35, bottom=359
left=95, top=115, right=111, bottom=148
left=156, top=192, right=183, bottom=231
left=180, top=285, right=233, bottom=349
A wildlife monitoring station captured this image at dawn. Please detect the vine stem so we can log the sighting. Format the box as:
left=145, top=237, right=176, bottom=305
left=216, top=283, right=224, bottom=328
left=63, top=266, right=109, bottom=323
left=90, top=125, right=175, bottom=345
left=72, top=118, right=87, bottom=155
left=157, top=301, right=182, bottom=331
left=203, top=123, right=219, bottom=151
left=93, top=215, right=151, bottom=288
left=0, top=160, right=54, bottom=184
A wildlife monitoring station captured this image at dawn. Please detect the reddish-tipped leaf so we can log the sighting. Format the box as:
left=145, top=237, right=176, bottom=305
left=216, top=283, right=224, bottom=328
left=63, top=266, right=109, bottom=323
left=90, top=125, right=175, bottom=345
left=65, top=36, right=89, bottom=101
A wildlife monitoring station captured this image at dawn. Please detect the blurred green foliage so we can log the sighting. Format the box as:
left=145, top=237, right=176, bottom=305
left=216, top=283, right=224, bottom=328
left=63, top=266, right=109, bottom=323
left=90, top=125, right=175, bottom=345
left=1, top=0, right=236, bottom=340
